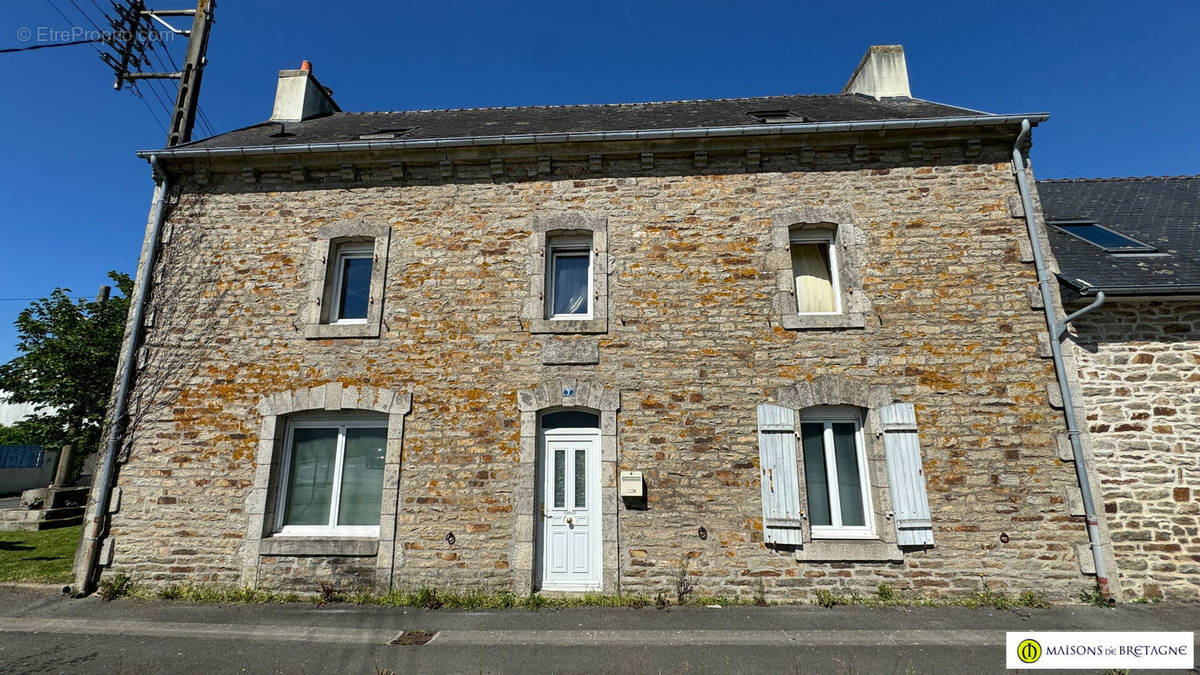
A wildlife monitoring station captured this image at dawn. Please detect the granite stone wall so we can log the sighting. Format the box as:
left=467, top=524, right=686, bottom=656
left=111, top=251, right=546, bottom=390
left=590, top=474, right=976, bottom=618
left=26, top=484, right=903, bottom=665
left=1068, top=301, right=1200, bottom=601
left=101, top=140, right=1097, bottom=601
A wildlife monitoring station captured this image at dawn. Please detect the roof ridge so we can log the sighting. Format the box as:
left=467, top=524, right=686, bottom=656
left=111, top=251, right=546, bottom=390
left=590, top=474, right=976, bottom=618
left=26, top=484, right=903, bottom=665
left=336, top=93, right=896, bottom=116
left=1039, top=175, right=1200, bottom=184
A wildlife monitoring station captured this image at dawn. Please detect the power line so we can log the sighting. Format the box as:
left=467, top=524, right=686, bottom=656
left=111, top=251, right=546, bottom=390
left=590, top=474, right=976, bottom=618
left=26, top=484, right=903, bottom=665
left=133, top=79, right=173, bottom=133
left=0, top=38, right=104, bottom=54
left=0, top=296, right=95, bottom=302
left=66, top=0, right=107, bottom=36
left=44, top=0, right=106, bottom=59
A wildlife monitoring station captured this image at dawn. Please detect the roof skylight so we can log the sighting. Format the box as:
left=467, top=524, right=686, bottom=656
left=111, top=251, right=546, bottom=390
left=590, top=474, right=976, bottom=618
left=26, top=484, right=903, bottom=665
left=1050, top=221, right=1157, bottom=253
left=748, top=110, right=806, bottom=123
left=358, top=128, right=413, bottom=140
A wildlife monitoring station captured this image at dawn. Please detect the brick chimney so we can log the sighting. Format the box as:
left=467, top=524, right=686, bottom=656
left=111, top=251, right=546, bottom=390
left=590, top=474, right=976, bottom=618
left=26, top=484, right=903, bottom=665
left=270, top=61, right=341, bottom=122
left=841, top=45, right=911, bottom=99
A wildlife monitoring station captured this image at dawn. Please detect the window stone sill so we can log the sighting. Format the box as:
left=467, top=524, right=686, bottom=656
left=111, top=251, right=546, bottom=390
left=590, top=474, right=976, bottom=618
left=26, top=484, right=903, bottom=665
left=793, top=538, right=902, bottom=562
left=780, top=312, right=866, bottom=331
left=259, top=536, right=379, bottom=557
left=303, top=322, right=381, bottom=339
left=529, top=318, right=607, bottom=335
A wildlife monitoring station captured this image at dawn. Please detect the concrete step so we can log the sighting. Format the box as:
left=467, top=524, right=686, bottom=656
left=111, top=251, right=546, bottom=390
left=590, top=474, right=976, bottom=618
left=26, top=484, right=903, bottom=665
left=33, top=515, right=82, bottom=530
left=0, top=505, right=83, bottom=531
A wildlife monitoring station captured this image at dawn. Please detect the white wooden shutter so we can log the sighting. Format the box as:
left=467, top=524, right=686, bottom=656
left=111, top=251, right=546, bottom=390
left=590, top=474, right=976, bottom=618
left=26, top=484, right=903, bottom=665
left=880, top=402, right=934, bottom=546
left=757, top=403, right=804, bottom=546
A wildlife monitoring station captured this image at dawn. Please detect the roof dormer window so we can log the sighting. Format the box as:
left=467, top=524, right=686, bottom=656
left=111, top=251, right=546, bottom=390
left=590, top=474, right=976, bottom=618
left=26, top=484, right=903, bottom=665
left=1050, top=221, right=1157, bottom=254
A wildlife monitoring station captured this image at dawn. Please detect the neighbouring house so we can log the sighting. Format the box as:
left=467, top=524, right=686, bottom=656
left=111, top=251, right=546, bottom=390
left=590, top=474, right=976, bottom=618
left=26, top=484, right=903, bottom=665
left=1039, top=176, right=1200, bottom=601
left=0, top=390, right=42, bottom=428
left=76, top=45, right=1123, bottom=601
left=0, top=392, right=56, bottom=501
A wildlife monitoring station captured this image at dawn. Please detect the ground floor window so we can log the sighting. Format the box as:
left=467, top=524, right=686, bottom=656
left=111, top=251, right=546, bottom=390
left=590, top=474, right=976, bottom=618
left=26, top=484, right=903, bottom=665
left=276, top=414, right=387, bottom=536
left=800, top=406, right=874, bottom=539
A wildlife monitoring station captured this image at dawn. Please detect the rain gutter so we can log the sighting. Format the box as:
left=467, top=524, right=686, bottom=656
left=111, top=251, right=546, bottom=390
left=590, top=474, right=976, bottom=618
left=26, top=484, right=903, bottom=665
left=135, top=113, right=1049, bottom=161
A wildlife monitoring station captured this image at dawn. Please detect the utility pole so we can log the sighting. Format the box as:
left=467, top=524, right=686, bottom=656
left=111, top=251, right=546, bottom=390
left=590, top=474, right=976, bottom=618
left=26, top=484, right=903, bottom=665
left=162, top=0, right=212, bottom=147
left=101, top=0, right=215, bottom=146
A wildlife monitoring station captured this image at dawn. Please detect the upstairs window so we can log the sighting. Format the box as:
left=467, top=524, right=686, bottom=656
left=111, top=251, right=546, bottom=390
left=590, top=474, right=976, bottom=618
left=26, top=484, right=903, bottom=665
left=1051, top=221, right=1157, bottom=253
left=546, top=233, right=593, bottom=320
left=790, top=225, right=840, bottom=314
left=800, top=406, right=873, bottom=539
left=302, top=220, right=390, bottom=339
left=330, top=242, right=374, bottom=323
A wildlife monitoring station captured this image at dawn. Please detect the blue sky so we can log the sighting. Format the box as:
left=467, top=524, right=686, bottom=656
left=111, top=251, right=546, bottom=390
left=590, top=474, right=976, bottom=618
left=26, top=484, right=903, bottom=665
left=1, top=1, right=1198, bottom=363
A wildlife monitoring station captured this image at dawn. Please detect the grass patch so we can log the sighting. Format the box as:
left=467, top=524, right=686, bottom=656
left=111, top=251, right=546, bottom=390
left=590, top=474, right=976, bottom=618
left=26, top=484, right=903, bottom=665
left=346, top=588, right=658, bottom=610
left=814, top=582, right=1050, bottom=610
left=92, top=575, right=1052, bottom=611
left=131, top=583, right=302, bottom=604
left=0, top=525, right=79, bottom=584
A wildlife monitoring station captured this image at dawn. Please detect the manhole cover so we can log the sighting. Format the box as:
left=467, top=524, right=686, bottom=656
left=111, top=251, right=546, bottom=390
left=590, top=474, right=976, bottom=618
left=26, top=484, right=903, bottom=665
left=390, top=630, right=437, bottom=646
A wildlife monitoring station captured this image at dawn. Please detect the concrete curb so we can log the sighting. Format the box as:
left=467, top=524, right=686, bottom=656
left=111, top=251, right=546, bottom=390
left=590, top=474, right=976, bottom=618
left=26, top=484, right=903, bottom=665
left=0, top=582, right=69, bottom=593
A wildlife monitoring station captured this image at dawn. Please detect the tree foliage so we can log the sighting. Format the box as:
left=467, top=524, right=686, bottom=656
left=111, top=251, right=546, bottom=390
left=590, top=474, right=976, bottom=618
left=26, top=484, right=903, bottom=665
left=0, top=271, right=132, bottom=455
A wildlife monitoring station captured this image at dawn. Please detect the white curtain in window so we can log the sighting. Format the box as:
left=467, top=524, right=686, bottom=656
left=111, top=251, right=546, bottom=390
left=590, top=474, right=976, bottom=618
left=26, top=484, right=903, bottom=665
left=791, top=243, right=836, bottom=313
left=552, top=254, right=590, bottom=315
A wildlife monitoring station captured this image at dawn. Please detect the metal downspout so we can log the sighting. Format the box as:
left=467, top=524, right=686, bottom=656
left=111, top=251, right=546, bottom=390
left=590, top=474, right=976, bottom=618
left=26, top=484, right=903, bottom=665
left=74, top=155, right=170, bottom=595
left=1011, top=120, right=1112, bottom=599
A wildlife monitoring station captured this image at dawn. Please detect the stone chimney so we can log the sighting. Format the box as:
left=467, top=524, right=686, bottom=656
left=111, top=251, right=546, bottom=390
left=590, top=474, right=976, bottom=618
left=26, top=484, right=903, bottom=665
left=841, top=45, right=911, bottom=99
left=270, top=60, right=341, bottom=122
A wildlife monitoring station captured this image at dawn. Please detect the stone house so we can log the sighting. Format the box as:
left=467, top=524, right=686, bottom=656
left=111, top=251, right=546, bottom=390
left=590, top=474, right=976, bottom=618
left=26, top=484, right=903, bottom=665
left=76, top=45, right=1120, bottom=601
left=1040, top=176, right=1200, bottom=601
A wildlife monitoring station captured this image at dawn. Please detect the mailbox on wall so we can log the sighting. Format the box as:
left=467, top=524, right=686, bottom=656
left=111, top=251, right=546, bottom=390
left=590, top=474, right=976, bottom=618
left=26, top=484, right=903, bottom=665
left=619, top=471, right=644, bottom=498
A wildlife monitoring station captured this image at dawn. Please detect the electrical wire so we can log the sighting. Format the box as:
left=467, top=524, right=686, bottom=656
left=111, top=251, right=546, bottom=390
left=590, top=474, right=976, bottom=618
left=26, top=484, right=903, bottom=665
left=130, top=82, right=169, bottom=136
left=0, top=38, right=103, bottom=54
left=44, top=0, right=107, bottom=59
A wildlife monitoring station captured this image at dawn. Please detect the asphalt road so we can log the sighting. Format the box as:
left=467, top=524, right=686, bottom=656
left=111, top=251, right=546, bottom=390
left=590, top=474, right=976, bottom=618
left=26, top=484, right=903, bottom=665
left=0, top=587, right=1196, bottom=674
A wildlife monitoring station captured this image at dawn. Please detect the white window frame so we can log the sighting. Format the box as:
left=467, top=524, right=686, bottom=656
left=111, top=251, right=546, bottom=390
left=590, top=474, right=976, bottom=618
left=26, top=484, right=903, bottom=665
left=274, top=414, right=386, bottom=537
left=546, top=234, right=593, bottom=320
left=329, top=242, right=375, bottom=325
left=800, top=406, right=875, bottom=540
left=789, top=229, right=842, bottom=316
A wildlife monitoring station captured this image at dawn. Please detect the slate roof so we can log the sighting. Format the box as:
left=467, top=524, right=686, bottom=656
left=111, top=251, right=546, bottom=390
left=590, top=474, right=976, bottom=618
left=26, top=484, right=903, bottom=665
left=176, top=94, right=991, bottom=152
left=1038, top=176, right=1200, bottom=296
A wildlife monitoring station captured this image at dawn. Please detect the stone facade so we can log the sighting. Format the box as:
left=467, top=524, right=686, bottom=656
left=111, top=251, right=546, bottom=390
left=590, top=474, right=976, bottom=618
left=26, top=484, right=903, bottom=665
left=100, top=132, right=1101, bottom=602
left=1067, top=301, right=1200, bottom=601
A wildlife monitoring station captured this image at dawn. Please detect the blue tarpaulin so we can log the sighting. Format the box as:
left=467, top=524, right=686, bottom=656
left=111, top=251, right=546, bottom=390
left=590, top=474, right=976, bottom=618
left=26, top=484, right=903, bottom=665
left=0, top=445, right=45, bottom=469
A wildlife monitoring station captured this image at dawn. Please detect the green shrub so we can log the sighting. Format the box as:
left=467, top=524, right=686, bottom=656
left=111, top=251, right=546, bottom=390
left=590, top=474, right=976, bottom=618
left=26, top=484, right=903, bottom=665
left=97, top=572, right=132, bottom=601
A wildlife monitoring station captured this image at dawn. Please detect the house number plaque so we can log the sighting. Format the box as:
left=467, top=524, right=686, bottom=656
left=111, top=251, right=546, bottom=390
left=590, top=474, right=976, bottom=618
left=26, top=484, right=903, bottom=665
left=562, top=388, right=575, bottom=397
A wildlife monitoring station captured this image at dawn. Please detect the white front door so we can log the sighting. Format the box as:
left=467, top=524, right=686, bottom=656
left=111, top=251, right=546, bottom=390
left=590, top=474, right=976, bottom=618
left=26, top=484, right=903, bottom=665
left=539, top=431, right=602, bottom=591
